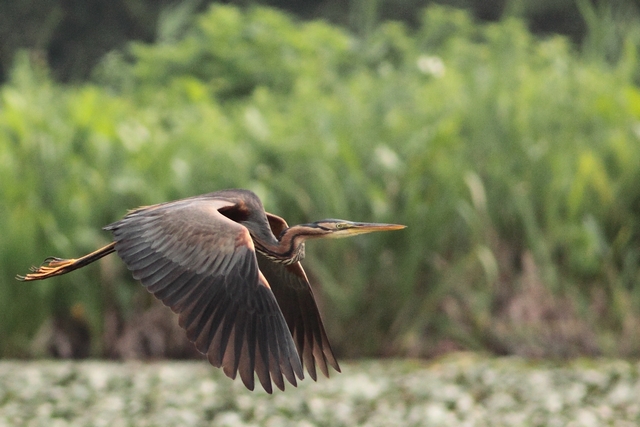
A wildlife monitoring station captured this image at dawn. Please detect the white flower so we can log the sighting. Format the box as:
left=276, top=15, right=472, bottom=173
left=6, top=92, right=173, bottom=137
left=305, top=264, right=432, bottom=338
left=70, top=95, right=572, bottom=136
left=417, top=55, right=445, bottom=77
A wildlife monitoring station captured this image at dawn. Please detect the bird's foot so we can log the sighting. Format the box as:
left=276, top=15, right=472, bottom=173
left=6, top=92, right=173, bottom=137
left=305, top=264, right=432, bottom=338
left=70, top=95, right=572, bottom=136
left=16, top=258, right=77, bottom=281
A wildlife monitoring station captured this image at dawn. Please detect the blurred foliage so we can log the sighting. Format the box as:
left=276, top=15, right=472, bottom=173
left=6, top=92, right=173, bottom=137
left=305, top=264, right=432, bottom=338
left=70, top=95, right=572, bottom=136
left=3, top=0, right=637, bottom=82
left=2, top=4, right=640, bottom=360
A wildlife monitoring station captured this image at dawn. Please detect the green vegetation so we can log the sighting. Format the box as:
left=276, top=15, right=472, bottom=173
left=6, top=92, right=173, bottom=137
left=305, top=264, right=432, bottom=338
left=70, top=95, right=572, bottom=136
left=1, top=5, right=640, bottom=360
left=0, top=0, right=606, bottom=82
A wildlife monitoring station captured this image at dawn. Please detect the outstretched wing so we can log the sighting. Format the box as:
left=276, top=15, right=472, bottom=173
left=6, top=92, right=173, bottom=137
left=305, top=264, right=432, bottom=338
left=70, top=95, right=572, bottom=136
left=104, top=196, right=304, bottom=393
left=257, top=213, right=340, bottom=381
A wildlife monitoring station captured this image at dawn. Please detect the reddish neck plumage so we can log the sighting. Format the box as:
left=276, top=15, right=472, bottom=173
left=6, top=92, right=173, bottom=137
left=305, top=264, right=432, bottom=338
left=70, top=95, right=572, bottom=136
left=253, top=224, right=326, bottom=264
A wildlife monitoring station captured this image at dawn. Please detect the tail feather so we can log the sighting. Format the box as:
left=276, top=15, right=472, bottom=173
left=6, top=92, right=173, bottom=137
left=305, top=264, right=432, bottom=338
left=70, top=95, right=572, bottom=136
left=17, top=242, right=116, bottom=281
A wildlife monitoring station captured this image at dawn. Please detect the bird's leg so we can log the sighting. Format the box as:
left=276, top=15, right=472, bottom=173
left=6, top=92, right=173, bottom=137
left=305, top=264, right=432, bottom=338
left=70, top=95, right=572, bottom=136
left=16, top=242, right=117, bottom=281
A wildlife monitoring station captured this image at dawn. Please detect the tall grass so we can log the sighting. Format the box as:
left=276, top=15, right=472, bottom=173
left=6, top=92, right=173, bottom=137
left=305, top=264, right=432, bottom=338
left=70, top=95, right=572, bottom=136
left=2, top=5, right=640, bottom=359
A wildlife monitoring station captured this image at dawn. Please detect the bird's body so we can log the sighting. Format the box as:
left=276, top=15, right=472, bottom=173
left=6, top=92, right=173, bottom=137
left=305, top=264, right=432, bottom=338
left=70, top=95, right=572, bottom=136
left=18, top=189, right=405, bottom=393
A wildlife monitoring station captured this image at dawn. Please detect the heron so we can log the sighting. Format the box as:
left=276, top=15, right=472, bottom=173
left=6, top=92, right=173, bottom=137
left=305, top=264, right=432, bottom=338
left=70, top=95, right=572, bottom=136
left=17, top=189, right=405, bottom=393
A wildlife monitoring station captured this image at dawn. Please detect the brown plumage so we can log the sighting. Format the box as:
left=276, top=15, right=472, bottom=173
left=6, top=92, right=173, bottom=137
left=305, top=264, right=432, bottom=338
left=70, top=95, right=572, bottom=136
left=17, top=189, right=405, bottom=393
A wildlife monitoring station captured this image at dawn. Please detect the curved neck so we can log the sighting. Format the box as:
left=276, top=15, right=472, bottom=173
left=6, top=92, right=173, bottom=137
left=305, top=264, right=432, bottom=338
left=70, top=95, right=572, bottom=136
left=254, top=225, right=320, bottom=263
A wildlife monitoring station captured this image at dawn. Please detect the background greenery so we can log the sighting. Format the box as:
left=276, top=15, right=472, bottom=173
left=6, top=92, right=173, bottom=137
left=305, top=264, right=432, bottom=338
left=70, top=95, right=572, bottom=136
left=2, top=2, right=640, bottom=361
left=2, top=0, right=635, bottom=82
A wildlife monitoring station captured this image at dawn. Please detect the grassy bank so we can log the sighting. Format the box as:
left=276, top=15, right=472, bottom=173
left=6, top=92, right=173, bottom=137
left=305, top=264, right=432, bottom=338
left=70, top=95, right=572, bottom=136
left=0, top=355, right=639, bottom=426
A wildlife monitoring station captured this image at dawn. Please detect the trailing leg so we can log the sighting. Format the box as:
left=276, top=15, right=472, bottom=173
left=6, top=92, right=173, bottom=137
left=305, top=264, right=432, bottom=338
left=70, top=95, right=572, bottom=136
left=17, top=242, right=116, bottom=281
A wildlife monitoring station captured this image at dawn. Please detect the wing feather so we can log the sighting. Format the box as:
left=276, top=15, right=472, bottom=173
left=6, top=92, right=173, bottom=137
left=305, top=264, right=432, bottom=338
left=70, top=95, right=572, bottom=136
left=266, top=314, right=285, bottom=391
left=254, top=312, right=273, bottom=393
left=237, top=310, right=257, bottom=390
left=104, top=195, right=303, bottom=393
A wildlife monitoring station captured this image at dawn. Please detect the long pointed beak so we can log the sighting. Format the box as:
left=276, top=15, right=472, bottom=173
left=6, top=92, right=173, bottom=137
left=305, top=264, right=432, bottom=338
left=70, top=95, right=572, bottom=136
left=344, top=222, right=406, bottom=236
left=353, top=222, right=406, bottom=231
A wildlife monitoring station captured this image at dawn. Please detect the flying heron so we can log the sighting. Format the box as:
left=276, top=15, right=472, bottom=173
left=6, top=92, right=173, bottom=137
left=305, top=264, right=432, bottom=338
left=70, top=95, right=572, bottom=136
left=17, top=189, right=405, bottom=393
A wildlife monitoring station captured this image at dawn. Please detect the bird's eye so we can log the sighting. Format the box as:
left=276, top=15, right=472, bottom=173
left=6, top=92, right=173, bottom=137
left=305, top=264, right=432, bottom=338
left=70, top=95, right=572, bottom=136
left=336, top=223, right=347, bottom=229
